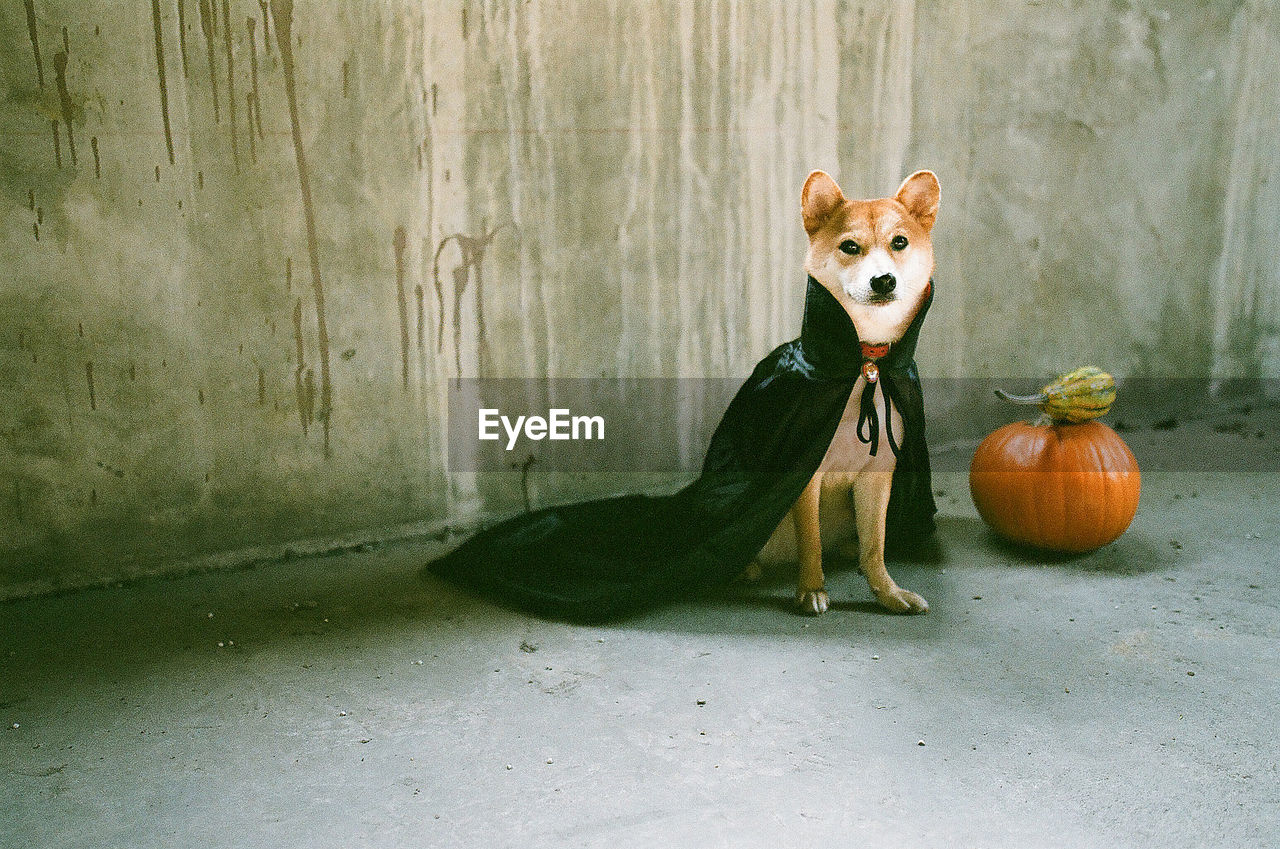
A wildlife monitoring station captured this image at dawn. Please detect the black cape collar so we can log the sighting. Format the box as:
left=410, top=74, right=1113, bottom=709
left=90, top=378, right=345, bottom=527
left=798, top=275, right=933, bottom=379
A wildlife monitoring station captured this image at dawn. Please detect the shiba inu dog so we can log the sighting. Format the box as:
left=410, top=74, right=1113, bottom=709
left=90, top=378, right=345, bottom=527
left=750, top=169, right=940, bottom=615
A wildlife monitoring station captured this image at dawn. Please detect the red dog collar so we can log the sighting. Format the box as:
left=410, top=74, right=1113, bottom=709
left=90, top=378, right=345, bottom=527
left=860, top=342, right=891, bottom=360
left=860, top=341, right=890, bottom=383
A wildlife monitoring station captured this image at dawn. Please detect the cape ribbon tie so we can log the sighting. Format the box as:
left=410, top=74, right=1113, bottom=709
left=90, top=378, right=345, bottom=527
left=857, top=341, right=899, bottom=458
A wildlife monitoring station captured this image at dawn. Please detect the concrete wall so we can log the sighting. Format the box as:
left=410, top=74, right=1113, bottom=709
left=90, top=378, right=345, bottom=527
left=2, top=0, right=1277, bottom=594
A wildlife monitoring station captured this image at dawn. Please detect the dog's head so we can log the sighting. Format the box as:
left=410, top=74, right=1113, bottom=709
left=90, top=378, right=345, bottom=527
left=801, top=170, right=940, bottom=345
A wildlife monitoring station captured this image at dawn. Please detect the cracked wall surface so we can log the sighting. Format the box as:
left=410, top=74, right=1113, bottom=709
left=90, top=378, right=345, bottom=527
left=1, top=0, right=1277, bottom=593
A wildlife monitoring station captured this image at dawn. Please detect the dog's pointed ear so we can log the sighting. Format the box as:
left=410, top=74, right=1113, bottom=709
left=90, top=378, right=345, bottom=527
left=802, top=171, right=845, bottom=236
left=895, top=170, right=940, bottom=232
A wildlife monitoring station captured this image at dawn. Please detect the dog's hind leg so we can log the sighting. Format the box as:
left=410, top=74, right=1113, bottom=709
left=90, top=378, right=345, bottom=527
left=853, top=470, right=928, bottom=614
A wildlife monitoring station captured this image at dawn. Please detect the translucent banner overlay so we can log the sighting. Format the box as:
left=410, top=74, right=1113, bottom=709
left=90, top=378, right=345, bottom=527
left=447, top=378, right=1280, bottom=473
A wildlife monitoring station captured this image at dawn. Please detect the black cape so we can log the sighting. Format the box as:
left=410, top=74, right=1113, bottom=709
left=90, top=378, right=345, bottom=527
left=427, top=276, right=936, bottom=622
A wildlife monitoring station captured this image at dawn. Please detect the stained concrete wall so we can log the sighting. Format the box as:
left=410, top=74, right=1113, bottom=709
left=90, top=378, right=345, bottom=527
left=1, top=0, right=1277, bottom=594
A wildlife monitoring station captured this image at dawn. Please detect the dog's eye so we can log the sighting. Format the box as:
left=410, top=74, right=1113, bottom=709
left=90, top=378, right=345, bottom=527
left=891, top=235, right=909, bottom=251
left=839, top=240, right=860, bottom=256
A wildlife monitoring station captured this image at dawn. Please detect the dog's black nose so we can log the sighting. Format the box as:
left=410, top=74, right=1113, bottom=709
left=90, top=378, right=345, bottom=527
left=870, top=273, right=896, bottom=295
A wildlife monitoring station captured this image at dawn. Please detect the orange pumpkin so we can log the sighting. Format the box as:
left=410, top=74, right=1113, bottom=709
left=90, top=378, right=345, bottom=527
left=969, top=419, right=1140, bottom=553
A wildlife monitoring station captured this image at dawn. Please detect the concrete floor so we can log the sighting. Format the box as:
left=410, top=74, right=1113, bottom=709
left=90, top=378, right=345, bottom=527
left=1, top=464, right=1277, bottom=848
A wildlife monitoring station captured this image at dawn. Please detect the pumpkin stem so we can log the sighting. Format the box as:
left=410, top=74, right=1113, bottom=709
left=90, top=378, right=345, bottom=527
left=994, top=388, right=1049, bottom=405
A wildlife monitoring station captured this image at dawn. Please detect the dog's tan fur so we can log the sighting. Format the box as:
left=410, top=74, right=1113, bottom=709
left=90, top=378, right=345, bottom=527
left=751, top=170, right=940, bottom=615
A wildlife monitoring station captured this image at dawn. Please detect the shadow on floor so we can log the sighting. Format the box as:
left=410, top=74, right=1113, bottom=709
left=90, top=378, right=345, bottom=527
left=0, top=508, right=1178, bottom=690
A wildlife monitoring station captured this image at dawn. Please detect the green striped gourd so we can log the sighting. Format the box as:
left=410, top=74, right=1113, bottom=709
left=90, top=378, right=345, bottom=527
left=995, top=366, right=1116, bottom=423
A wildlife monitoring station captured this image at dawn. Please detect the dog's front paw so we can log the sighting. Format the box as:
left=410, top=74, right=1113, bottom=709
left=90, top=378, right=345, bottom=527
left=795, top=588, right=830, bottom=616
left=874, top=585, right=929, bottom=615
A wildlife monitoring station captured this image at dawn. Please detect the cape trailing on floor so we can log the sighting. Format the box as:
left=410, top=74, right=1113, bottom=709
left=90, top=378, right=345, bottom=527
left=427, top=276, right=937, bottom=621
